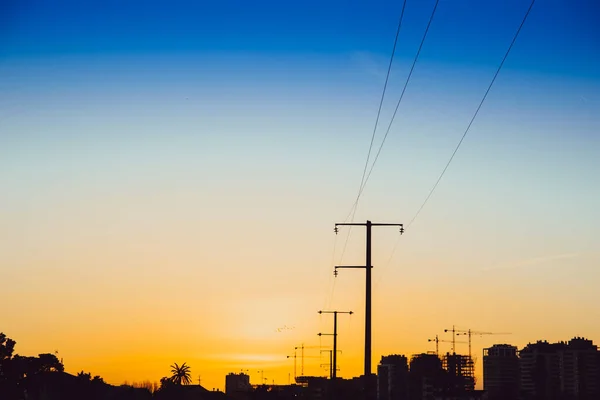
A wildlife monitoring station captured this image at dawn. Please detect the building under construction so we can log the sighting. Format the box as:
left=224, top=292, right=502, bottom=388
left=392, top=352, right=480, bottom=400
left=442, top=353, right=475, bottom=393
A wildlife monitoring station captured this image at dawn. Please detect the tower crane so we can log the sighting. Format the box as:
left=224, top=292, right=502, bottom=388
left=445, top=327, right=511, bottom=361
left=428, top=335, right=466, bottom=356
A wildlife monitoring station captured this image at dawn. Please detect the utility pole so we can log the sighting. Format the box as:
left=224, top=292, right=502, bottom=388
left=301, top=344, right=304, bottom=376
left=257, top=370, right=264, bottom=385
left=320, top=350, right=333, bottom=379
left=292, top=344, right=321, bottom=377
left=319, top=310, right=352, bottom=400
left=286, top=349, right=297, bottom=380
left=334, top=220, right=403, bottom=399
left=318, top=310, right=352, bottom=380
left=320, top=349, right=342, bottom=379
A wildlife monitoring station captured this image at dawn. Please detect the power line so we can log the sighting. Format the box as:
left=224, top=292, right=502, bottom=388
left=336, top=0, right=408, bottom=272
left=373, top=0, right=536, bottom=296
left=346, top=0, right=407, bottom=223
left=358, top=0, right=440, bottom=204
left=407, top=0, right=536, bottom=229
left=337, top=0, right=439, bottom=322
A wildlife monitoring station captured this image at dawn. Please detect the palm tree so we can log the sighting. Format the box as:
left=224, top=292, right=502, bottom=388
left=169, top=362, right=192, bottom=385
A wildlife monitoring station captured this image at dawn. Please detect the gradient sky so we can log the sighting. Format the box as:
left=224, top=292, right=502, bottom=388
left=1, top=0, right=599, bottom=391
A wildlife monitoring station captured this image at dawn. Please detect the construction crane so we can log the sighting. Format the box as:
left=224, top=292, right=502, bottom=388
left=443, top=326, right=461, bottom=354
left=428, top=335, right=466, bottom=356
left=445, top=327, right=511, bottom=361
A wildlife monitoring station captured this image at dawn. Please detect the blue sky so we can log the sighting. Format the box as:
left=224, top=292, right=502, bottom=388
left=1, top=0, right=599, bottom=389
left=2, top=0, right=599, bottom=74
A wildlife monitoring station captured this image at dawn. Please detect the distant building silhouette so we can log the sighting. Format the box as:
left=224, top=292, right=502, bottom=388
left=293, top=375, right=367, bottom=399
left=560, top=337, right=599, bottom=399
left=483, top=344, right=519, bottom=400
left=225, top=372, right=251, bottom=398
left=408, top=353, right=445, bottom=400
left=519, top=337, right=600, bottom=400
left=295, top=375, right=329, bottom=398
left=519, top=341, right=563, bottom=399
left=377, top=355, right=408, bottom=400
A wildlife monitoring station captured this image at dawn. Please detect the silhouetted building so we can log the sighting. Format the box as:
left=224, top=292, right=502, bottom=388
left=339, top=376, right=369, bottom=400
left=434, top=392, right=485, bottom=400
left=250, top=383, right=306, bottom=400
left=483, top=344, right=519, bottom=400
left=225, top=372, right=251, bottom=397
left=443, top=353, right=475, bottom=395
left=559, top=337, right=599, bottom=399
left=377, top=354, right=408, bottom=400
left=292, top=375, right=366, bottom=399
left=520, top=338, right=600, bottom=400
left=409, top=353, right=445, bottom=400
left=295, top=376, right=328, bottom=398
left=520, top=341, right=565, bottom=400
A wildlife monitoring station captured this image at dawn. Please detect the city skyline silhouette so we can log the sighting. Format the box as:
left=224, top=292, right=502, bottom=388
left=1, top=0, right=599, bottom=397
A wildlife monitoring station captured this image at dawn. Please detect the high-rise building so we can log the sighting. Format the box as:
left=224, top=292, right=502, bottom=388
left=559, top=337, right=599, bottom=399
left=409, top=353, right=444, bottom=400
left=483, top=344, right=519, bottom=400
left=377, top=355, right=408, bottom=400
left=520, top=341, right=565, bottom=400
left=519, top=338, right=600, bottom=400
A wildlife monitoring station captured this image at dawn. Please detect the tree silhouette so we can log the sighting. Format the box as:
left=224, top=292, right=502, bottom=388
left=78, top=371, right=92, bottom=381
left=169, top=362, right=192, bottom=385
left=0, top=333, right=16, bottom=361
left=36, top=353, right=64, bottom=372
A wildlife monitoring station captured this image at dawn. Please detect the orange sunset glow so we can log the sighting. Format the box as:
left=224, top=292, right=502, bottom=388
left=2, top=1, right=600, bottom=400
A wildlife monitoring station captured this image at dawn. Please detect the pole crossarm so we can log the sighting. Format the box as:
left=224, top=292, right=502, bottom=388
left=333, top=220, right=403, bottom=400
left=317, top=310, right=353, bottom=382
left=334, top=265, right=370, bottom=277
left=319, top=310, right=353, bottom=315
left=334, top=222, right=404, bottom=234
left=334, top=222, right=404, bottom=227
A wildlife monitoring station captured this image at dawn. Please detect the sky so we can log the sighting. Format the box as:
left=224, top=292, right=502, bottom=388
left=1, top=0, right=599, bottom=391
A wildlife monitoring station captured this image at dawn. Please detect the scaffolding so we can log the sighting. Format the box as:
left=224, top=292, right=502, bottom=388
left=442, top=353, right=475, bottom=392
